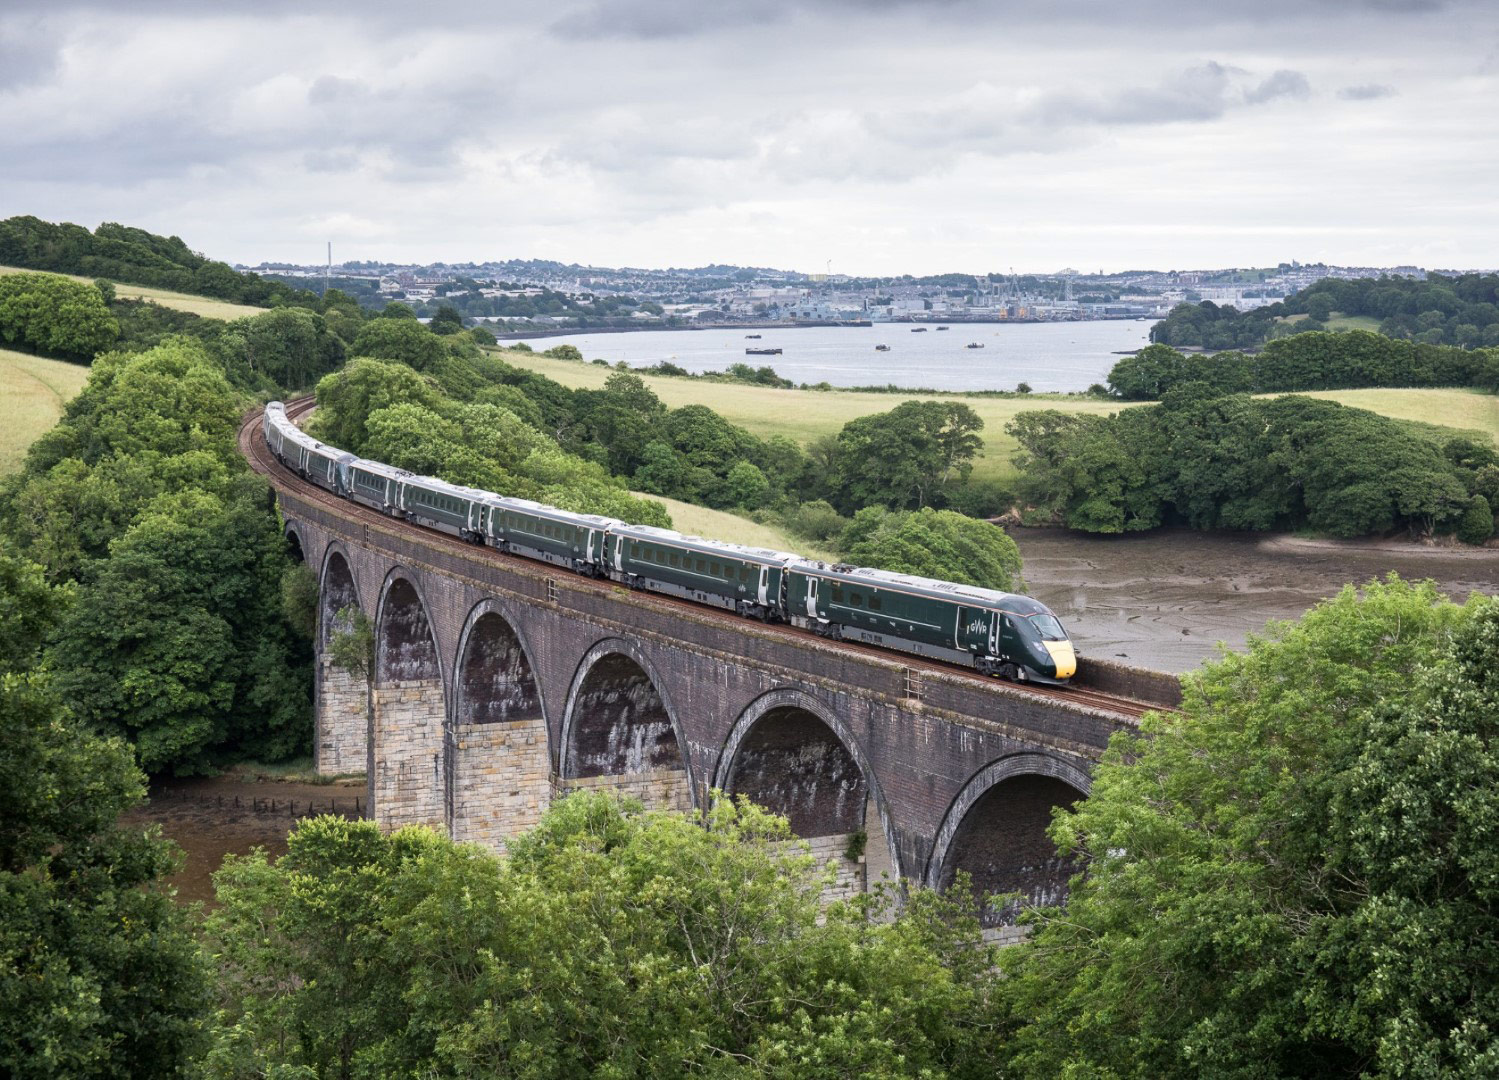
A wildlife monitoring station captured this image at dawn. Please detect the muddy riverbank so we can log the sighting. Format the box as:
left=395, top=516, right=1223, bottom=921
left=121, top=772, right=364, bottom=907
left=1015, top=528, right=1499, bottom=673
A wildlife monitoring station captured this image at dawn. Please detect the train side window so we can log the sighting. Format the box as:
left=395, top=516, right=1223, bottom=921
left=869, top=595, right=882, bottom=611
left=832, top=585, right=844, bottom=603
left=710, top=561, right=720, bottom=576
left=669, top=553, right=679, bottom=568
left=850, top=593, right=863, bottom=607
left=695, top=558, right=705, bottom=572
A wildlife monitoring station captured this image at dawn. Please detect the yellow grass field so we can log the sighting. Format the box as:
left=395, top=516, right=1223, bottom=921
left=496, top=350, right=1128, bottom=482
left=637, top=493, right=837, bottom=561
left=0, top=348, right=91, bottom=473
left=0, top=265, right=266, bottom=320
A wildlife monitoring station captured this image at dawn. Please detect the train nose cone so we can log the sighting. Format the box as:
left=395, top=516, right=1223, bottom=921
left=1042, top=640, right=1076, bottom=680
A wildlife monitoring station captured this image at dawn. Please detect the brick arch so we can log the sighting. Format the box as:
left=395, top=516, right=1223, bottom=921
left=452, top=598, right=545, bottom=729
left=284, top=524, right=306, bottom=564
left=923, top=752, right=1092, bottom=923
left=715, top=689, right=903, bottom=882
left=374, top=567, right=445, bottom=687
left=318, top=544, right=363, bottom=648
left=558, top=638, right=692, bottom=793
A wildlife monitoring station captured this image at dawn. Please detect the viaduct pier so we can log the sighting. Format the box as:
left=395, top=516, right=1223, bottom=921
left=243, top=403, right=1181, bottom=921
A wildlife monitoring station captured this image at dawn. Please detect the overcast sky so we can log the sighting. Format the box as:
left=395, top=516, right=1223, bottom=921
left=2, top=0, right=1496, bottom=274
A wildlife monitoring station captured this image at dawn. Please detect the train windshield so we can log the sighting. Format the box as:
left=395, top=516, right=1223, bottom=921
left=1029, top=614, right=1067, bottom=641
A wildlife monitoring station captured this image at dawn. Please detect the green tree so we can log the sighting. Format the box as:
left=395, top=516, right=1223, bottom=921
left=428, top=304, right=464, bottom=335
left=725, top=459, right=770, bottom=509
left=840, top=506, right=1023, bottom=589
left=0, top=271, right=119, bottom=361
left=351, top=317, right=448, bottom=371
left=207, top=794, right=1004, bottom=1078
left=50, top=488, right=311, bottom=773
left=997, top=578, right=1491, bottom=1078
left=0, top=550, right=208, bottom=1076
left=830, top=400, right=983, bottom=512
left=1456, top=494, right=1494, bottom=544
left=307, top=358, right=440, bottom=452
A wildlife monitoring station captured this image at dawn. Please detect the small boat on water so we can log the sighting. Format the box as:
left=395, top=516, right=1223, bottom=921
left=875, top=344, right=891, bottom=352
left=745, top=334, right=762, bottom=339
left=746, top=347, right=782, bottom=355
left=911, top=326, right=928, bottom=332
left=936, top=325, right=950, bottom=331
left=966, top=342, right=985, bottom=349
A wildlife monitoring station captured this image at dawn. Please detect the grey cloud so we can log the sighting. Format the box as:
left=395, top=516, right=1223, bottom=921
left=1244, top=69, right=1312, bottom=104
left=1339, top=82, right=1397, bottom=99
left=0, top=18, right=62, bottom=90
left=1027, top=62, right=1241, bottom=127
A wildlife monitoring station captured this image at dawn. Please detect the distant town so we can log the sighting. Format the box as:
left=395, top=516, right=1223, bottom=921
left=239, top=256, right=1436, bottom=334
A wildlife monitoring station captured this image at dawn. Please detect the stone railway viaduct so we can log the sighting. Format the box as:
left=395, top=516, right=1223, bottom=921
left=264, top=436, right=1181, bottom=920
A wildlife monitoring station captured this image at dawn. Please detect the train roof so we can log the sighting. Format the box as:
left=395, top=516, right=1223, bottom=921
left=788, top=560, right=1054, bottom=617
left=496, top=497, right=622, bottom=530
left=349, top=458, right=412, bottom=480
left=611, top=523, right=800, bottom=566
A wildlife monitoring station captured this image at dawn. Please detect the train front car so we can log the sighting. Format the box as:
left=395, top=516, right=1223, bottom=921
left=998, top=596, right=1076, bottom=684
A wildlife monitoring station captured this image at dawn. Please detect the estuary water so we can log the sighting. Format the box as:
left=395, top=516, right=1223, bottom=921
left=519, top=320, right=1152, bottom=393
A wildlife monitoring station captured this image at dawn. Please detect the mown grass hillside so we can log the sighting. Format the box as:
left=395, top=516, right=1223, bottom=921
left=496, top=349, right=1499, bottom=479
left=0, top=264, right=266, bottom=320
left=0, top=348, right=91, bottom=472
left=495, top=349, right=1128, bottom=482
left=634, top=492, right=837, bottom=560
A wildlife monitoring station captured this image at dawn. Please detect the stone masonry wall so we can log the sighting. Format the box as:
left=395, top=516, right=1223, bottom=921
left=450, top=717, right=551, bottom=853
left=316, top=657, right=369, bottom=777
left=800, top=833, right=866, bottom=905
left=372, top=680, right=445, bottom=831
left=554, top=767, right=693, bottom=813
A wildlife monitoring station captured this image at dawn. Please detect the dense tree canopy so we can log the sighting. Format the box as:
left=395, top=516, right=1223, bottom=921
left=1150, top=273, right=1499, bottom=350
left=1009, top=390, right=1491, bottom=539
left=0, top=271, right=118, bottom=361
left=0, top=340, right=312, bottom=772
left=1110, top=331, right=1499, bottom=400
left=839, top=507, right=1024, bottom=590
left=206, top=794, right=1004, bottom=1078
left=0, top=549, right=208, bottom=1076
left=0, top=215, right=316, bottom=307
left=997, top=579, right=1499, bottom=1079
left=820, top=400, right=984, bottom=514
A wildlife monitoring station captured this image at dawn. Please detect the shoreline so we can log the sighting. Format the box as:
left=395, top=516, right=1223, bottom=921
left=492, top=314, right=1150, bottom=342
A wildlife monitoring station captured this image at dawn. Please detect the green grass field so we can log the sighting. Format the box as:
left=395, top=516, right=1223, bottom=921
left=496, top=350, right=1127, bottom=482
left=637, top=493, right=836, bottom=560
left=1304, top=387, right=1499, bottom=446
left=1278, top=311, right=1382, bottom=332
left=499, top=350, right=1499, bottom=478
left=0, top=348, right=91, bottom=473
left=0, top=265, right=266, bottom=320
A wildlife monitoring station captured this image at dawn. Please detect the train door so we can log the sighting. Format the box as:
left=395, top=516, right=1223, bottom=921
left=613, top=535, right=624, bottom=572
left=757, top=565, right=770, bottom=606
left=805, top=576, right=820, bottom=618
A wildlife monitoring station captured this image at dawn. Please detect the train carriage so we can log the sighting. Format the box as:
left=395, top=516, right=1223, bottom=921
left=347, top=459, right=411, bottom=515
left=491, top=498, right=618, bottom=574
left=786, top=563, right=1076, bottom=683
left=401, top=476, right=495, bottom=542
left=610, top=524, right=794, bottom=617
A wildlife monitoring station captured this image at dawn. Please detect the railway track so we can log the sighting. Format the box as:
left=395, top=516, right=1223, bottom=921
left=242, top=398, right=1165, bottom=722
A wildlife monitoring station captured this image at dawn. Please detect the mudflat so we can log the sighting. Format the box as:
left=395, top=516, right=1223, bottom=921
left=1017, top=527, right=1499, bottom=673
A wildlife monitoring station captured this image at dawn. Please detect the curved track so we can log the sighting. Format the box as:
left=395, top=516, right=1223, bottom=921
left=242, top=399, right=1164, bottom=722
